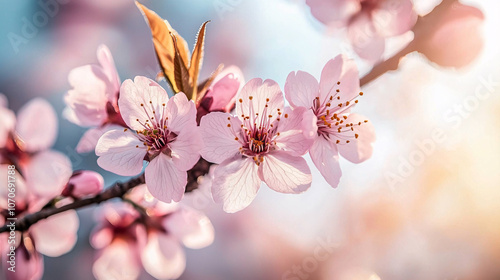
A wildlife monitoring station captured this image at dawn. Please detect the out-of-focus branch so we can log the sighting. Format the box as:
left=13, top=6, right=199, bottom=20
left=0, top=175, right=145, bottom=233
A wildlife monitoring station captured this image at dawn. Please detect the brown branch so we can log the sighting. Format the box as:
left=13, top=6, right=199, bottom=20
left=0, top=174, right=145, bottom=233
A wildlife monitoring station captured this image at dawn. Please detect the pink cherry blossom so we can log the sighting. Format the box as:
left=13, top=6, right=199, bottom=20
left=196, top=65, right=245, bottom=123
left=285, top=55, right=375, bottom=188
left=0, top=98, right=73, bottom=198
left=0, top=165, right=79, bottom=280
left=199, top=78, right=314, bottom=213
left=306, top=0, right=417, bottom=62
left=62, top=170, right=105, bottom=198
left=91, top=185, right=214, bottom=280
left=64, top=44, right=126, bottom=153
left=95, top=76, right=202, bottom=203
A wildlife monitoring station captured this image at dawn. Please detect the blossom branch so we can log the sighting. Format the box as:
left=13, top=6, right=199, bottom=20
left=0, top=175, right=145, bottom=234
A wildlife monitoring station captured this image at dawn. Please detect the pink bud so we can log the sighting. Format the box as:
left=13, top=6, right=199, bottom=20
left=62, top=171, right=104, bottom=198
left=413, top=1, right=484, bottom=68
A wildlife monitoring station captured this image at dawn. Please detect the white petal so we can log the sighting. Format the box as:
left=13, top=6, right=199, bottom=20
left=166, top=92, right=198, bottom=134
left=199, top=112, right=243, bottom=164
left=169, top=126, right=202, bottom=171
left=284, top=70, right=319, bottom=108
left=275, top=107, right=315, bottom=156
left=16, top=98, right=57, bottom=152
left=96, top=129, right=146, bottom=176
left=163, top=206, right=215, bottom=249
left=93, top=241, right=140, bottom=280
left=337, top=113, right=376, bottom=163
left=141, top=233, right=186, bottom=280
left=30, top=210, right=79, bottom=257
left=236, top=78, right=284, bottom=125
left=76, top=124, right=124, bottom=153
left=212, top=156, right=261, bottom=213
left=260, top=151, right=311, bottom=194
left=310, top=136, right=342, bottom=188
left=145, top=153, right=187, bottom=203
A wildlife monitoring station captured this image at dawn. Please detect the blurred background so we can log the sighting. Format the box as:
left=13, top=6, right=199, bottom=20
left=1, top=0, right=500, bottom=279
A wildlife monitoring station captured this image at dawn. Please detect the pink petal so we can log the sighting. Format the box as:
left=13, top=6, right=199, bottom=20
left=90, top=227, right=114, bottom=250
left=0, top=93, right=7, bottom=107
left=141, top=233, right=186, bottom=280
left=0, top=165, right=28, bottom=209
left=76, top=124, right=123, bottom=153
left=372, top=0, right=417, bottom=37
left=65, top=65, right=111, bottom=127
left=169, top=126, right=202, bottom=171
left=145, top=153, right=187, bottom=203
left=275, top=107, right=315, bottom=156
left=306, top=0, right=360, bottom=26
left=310, top=136, right=342, bottom=188
left=2, top=242, right=44, bottom=280
left=0, top=107, right=15, bottom=148
left=163, top=206, right=215, bottom=249
left=16, top=98, right=57, bottom=152
left=212, top=157, right=261, bottom=213
left=24, top=150, right=72, bottom=198
left=199, top=112, right=243, bottom=164
left=284, top=70, right=319, bottom=109
left=166, top=92, right=198, bottom=134
left=96, top=129, right=146, bottom=176
left=260, top=151, right=311, bottom=194
left=319, top=55, right=361, bottom=105
left=236, top=78, right=284, bottom=124
left=118, top=76, right=169, bottom=131
left=348, top=12, right=386, bottom=63
left=97, top=44, right=121, bottom=101
left=337, top=113, right=375, bottom=163
left=203, top=65, right=245, bottom=112
left=30, top=210, right=79, bottom=257
left=63, top=171, right=104, bottom=198
left=93, top=241, right=141, bottom=280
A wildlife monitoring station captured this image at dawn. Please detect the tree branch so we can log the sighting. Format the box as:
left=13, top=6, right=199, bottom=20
left=0, top=174, right=145, bottom=233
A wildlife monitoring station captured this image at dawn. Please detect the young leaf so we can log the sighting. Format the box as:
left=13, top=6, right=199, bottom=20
left=189, top=21, right=210, bottom=101
left=172, top=34, right=193, bottom=98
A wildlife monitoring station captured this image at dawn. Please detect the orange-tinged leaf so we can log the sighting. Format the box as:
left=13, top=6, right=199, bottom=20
left=172, top=34, right=193, bottom=98
left=189, top=21, right=210, bottom=101
left=135, top=1, right=190, bottom=92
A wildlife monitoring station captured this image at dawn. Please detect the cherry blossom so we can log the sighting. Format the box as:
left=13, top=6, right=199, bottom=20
left=0, top=165, right=79, bottom=280
left=95, top=76, right=202, bottom=203
left=196, top=66, right=245, bottom=123
left=63, top=44, right=126, bottom=153
left=0, top=97, right=72, bottom=198
left=91, top=185, right=214, bottom=280
left=285, top=55, right=375, bottom=188
left=199, top=78, right=314, bottom=213
left=306, top=0, right=417, bottom=62
left=62, top=171, right=105, bottom=198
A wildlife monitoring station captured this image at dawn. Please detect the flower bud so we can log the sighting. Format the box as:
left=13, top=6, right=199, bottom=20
left=413, top=1, right=484, bottom=68
left=62, top=171, right=104, bottom=198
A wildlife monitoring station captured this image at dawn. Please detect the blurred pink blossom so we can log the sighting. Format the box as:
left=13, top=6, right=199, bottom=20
left=95, top=76, right=202, bottom=203
left=199, top=78, right=314, bottom=213
left=0, top=165, right=79, bottom=280
left=91, top=185, right=214, bottom=280
left=285, top=55, right=375, bottom=187
left=306, top=0, right=417, bottom=62
left=62, top=170, right=105, bottom=198
left=63, top=44, right=126, bottom=153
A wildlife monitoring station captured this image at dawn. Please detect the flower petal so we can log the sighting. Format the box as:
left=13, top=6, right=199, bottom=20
left=236, top=78, right=284, bottom=124
left=310, top=136, right=342, bottom=188
left=16, top=98, right=57, bottom=152
left=372, top=0, right=417, bottom=37
left=2, top=242, right=44, bottom=280
left=96, top=129, right=146, bottom=176
left=76, top=124, right=123, bottom=153
left=97, top=44, right=121, bottom=101
left=24, top=150, right=72, bottom=198
left=348, top=13, right=386, bottom=63
left=0, top=107, right=15, bottom=148
left=260, top=151, right=311, bottom=194
left=306, top=0, right=360, bottom=26
left=204, top=65, right=245, bottom=112
left=337, top=113, right=375, bottom=163
left=163, top=206, right=215, bottom=249
left=145, top=153, right=187, bottom=203
left=30, top=210, right=79, bottom=257
left=285, top=70, right=319, bottom=109
left=141, top=233, right=186, bottom=280
left=199, top=112, right=243, bottom=164
left=166, top=92, right=198, bottom=134
left=118, top=76, right=169, bottom=131
left=212, top=156, right=261, bottom=213
left=319, top=55, right=360, bottom=106
left=93, top=241, right=140, bottom=280
left=275, top=107, right=315, bottom=156
left=169, top=126, right=202, bottom=171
